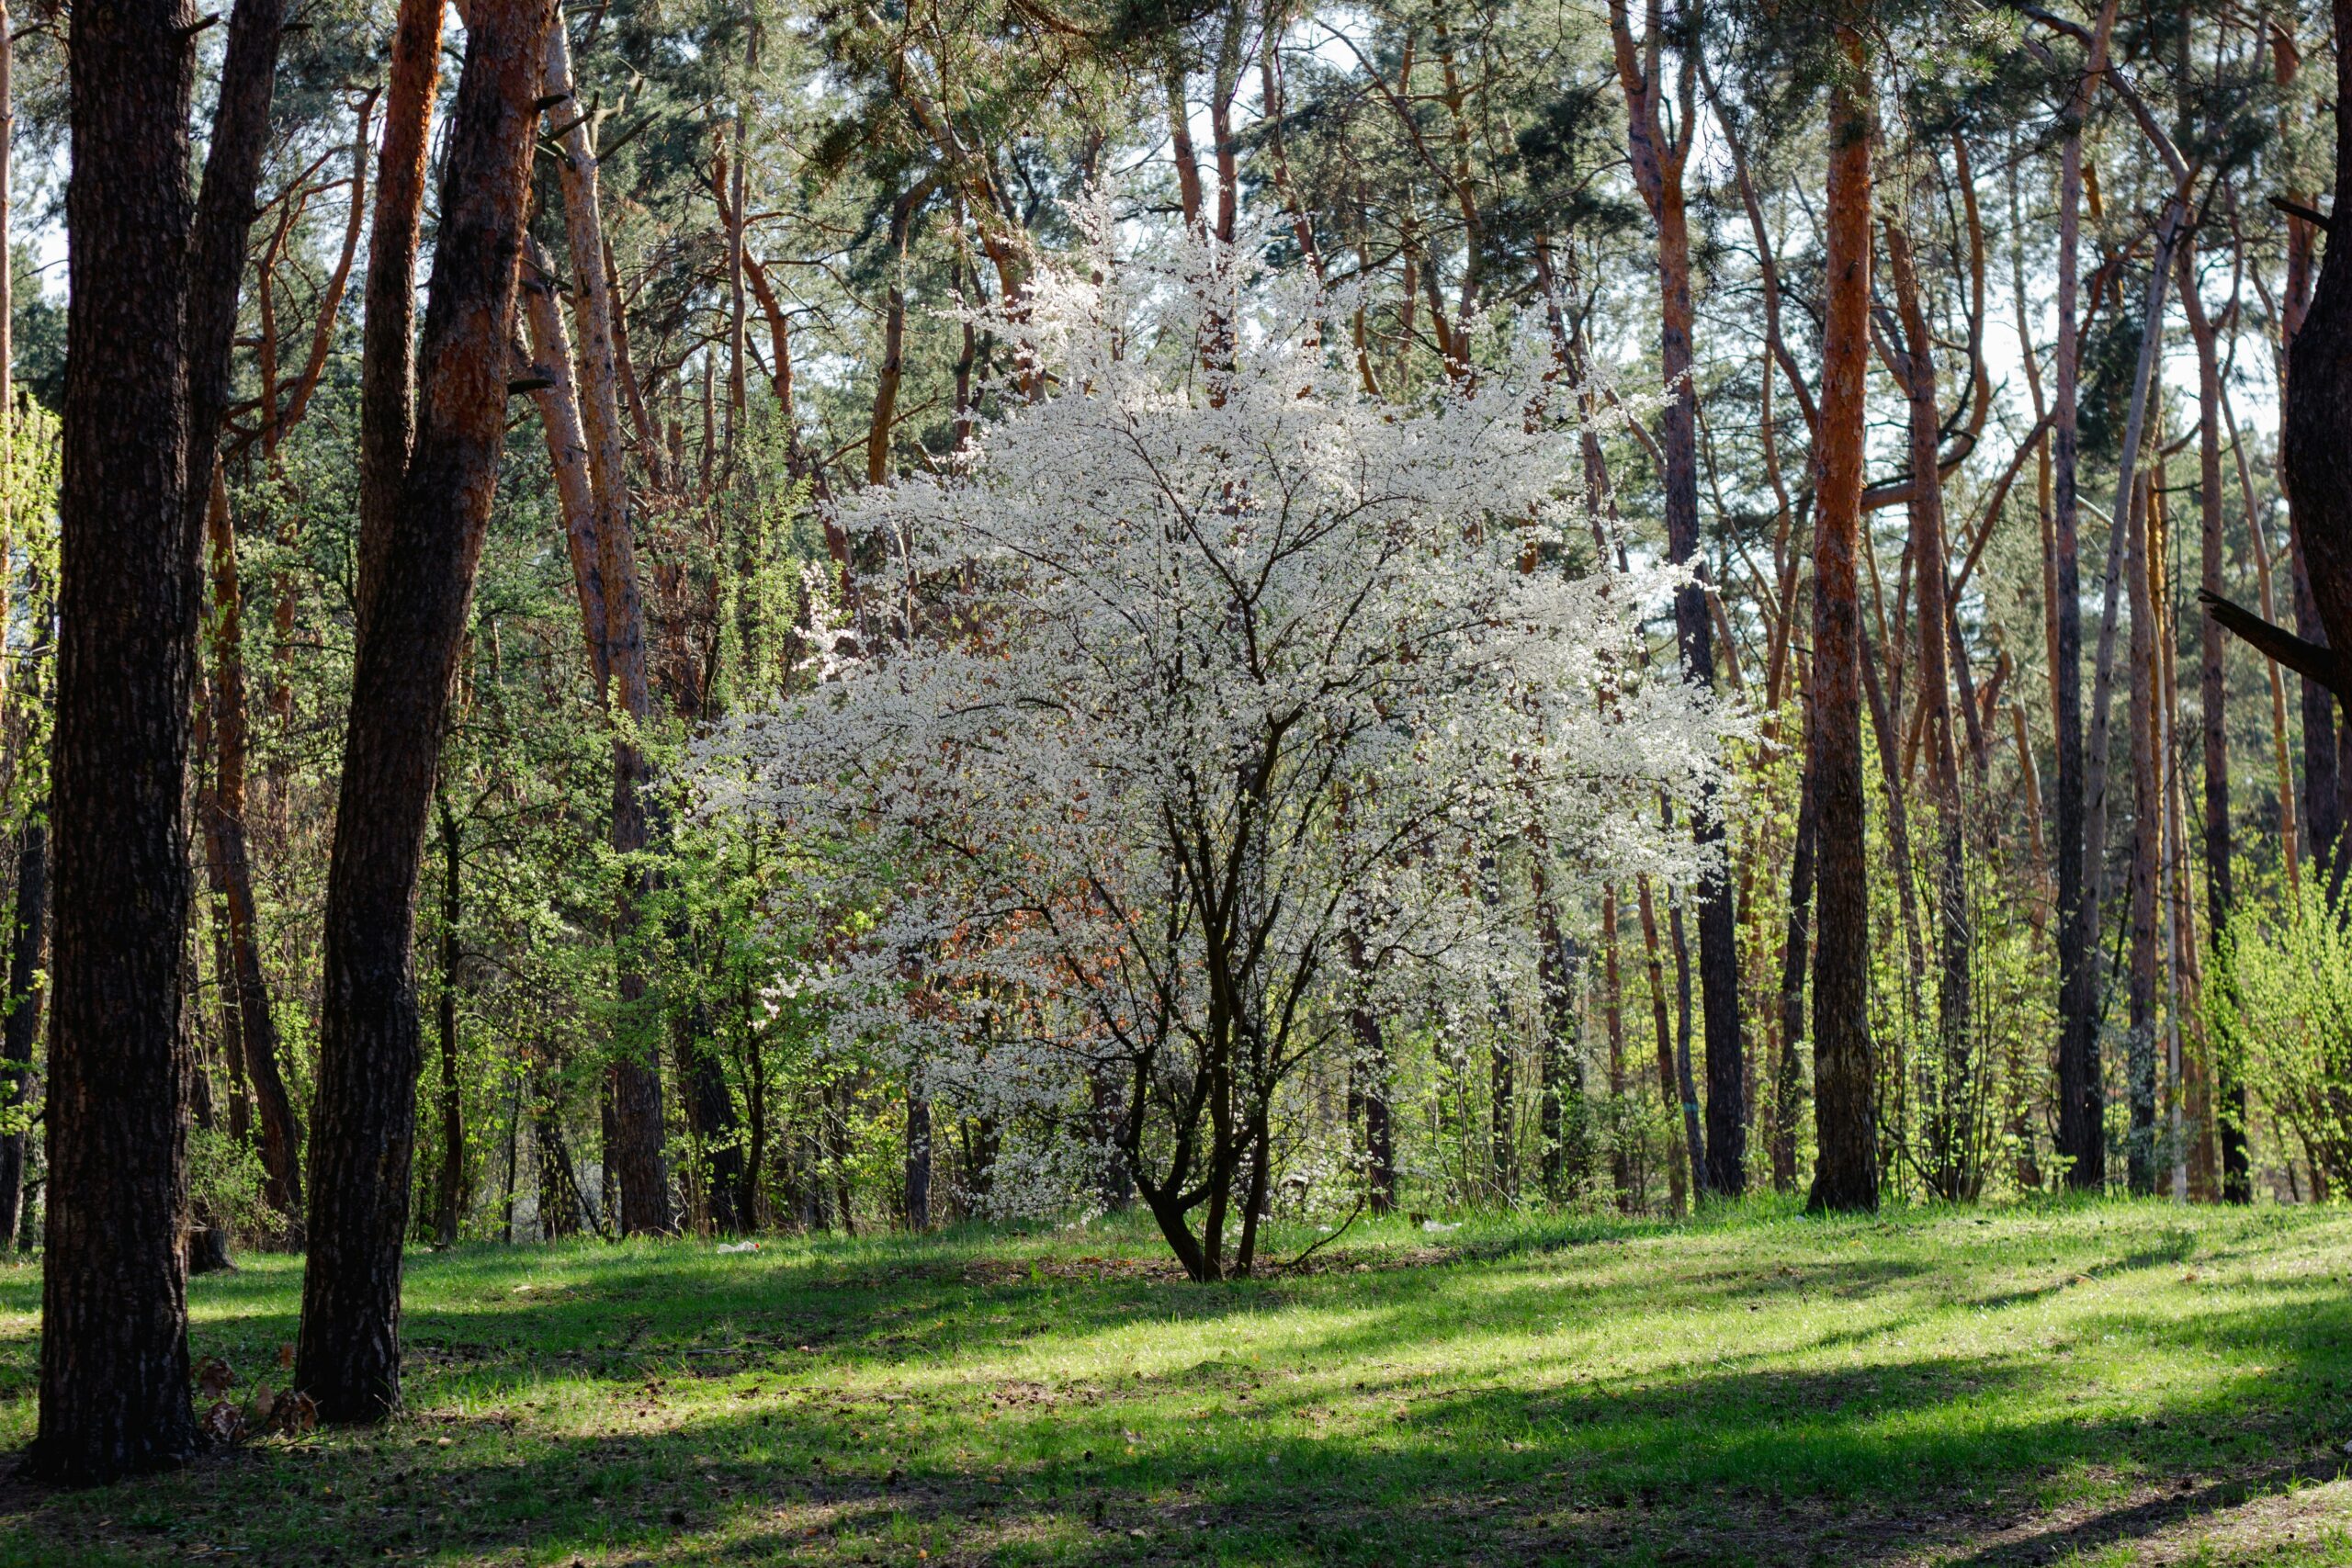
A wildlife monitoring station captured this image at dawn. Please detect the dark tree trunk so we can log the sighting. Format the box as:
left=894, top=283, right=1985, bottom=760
left=353, top=0, right=443, bottom=626
left=1534, top=871, right=1585, bottom=1199
left=1489, top=1023, right=1514, bottom=1202
left=183, top=986, right=233, bottom=1280
left=1357, top=1011, right=1395, bottom=1216
left=534, top=1071, right=582, bottom=1241
left=684, top=1016, right=742, bottom=1235
left=2052, top=8, right=2116, bottom=1194
left=2125, top=477, right=2161, bottom=1195
left=903, top=1087, right=930, bottom=1231
left=1090, top=1069, right=1132, bottom=1213
left=2291, top=544, right=2344, bottom=887
left=1668, top=871, right=1706, bottom=1193
left=297, top=0, right=550, bottom=1424
left=200, top=477, right=303, bottom=1240
left=433, top=794, right=463, bottom=1248
left=2183, top=254, right=2249, bottom=1202
left=1609, top=0, right=1742, bottom=1198
left=177, top=0, right=289, bottom=1071
left=1773, top=753, right=1816, bottom=1194
left=32, top=0, right=207, bottom=1484
left=0, top=811, right=45, bottom=1243
left=1600, top=884, right=1632, bottom=1206
left=2278, top=1, right=2352, bottom=743
left=1636, top=877, right=1688, bottom=1213
left=1806, top=37, right=1879, bottom=1214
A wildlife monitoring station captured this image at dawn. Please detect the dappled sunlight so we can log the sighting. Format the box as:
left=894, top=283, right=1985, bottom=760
left=7, top=1203, right=2344, bottom=1565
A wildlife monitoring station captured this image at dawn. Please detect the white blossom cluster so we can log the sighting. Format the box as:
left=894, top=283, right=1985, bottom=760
left=689, top=202, right=1730, bottom=1214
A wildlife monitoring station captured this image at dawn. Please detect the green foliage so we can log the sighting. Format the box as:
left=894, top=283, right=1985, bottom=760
left=187, top=1123, right=275, bottom=1239
left=2219, top=893, right=2352, bottom=1195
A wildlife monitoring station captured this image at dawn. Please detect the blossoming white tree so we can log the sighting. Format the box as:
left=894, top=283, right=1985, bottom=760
left=693, top=206, right=1726, bottom=1279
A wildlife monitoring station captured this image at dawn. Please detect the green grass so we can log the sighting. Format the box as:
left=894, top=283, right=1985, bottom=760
left=1, top=1200, right=2349, bottom=1565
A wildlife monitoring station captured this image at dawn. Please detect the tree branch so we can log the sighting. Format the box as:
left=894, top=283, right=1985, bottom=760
left=2199, top=588, right=2345, bottom=696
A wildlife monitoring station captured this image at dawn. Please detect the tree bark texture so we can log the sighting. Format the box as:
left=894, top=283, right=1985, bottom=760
left=2281, top=1, right=2352, bottom=708
left=200, top=473, right=304, bottom=1237
left=298, top=0, right=551, bottom=1422
left=1806, top=41, right=1879, bottom=1214
left=541, top=17, right=666, bottom=1232
left=2052, top=0, right=2119, bottom=1191
left=353, top=0, right=445, bottom=631
left=32, top=0, right=205, bottom=1484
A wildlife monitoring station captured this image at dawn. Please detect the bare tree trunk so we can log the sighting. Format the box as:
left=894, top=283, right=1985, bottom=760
left=1600, top=883, right=1632, bottom=1205
left=199, top=472, right=304, bottom=1238
left=1349, top=992, right=1394, bottom=1214
left=1773, top=752, right=1815, bottom=1194
left=519, top=237, right=607, bottom=689
left=1635, top=875, right=1685, bottom=1214
left=2290, top=545, right=2345, bottom=886
left=298, top=0, right=551, bottom=1423
left=1806, top=35, right=1879, bottom=1213
left=2079, top=190, right=2182, bottom=1152
left=433, top=792, right=464, bottom=1248
left=1667, top=873, right=1706, bottom=1193
left=1534, top=869, right=1584, bottom=1199
left=1885, top=212, right=1974, bottom=1199
left=2125, top=474, right=2160, bottom=1195
left=540, top=14, right=667, bottom=1235
left=865, top=182, right=929, bottom=488
left=904, top=1086, right=930, bottom=1230
left=2182, top=254, right=2248, bottom=1201
left=2053, top=0, right=2120, bottom=1192
left=1609, top=5, right=1741, bottom=1192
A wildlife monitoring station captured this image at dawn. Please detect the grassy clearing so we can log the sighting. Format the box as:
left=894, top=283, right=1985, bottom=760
left=0, top=1200, right=2347, bottom=1566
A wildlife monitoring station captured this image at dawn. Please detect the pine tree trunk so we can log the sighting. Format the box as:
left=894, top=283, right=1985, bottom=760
left=1635, top=875, right=1685, bottom=1214
left=1361, top=1021, right=1395, bottom=1216
left=1773, top=753, right=1816, bottom=1194
left=539, top=15, right=666, bottom=1234
left=200, top=471, right=304, bottom=1240
left=865, top=182, right=929, bottom=488
left=434, top=793, right=464, bottom=1248
left=518, top=236, right=608, bottom=689
left=2052, top=0, right=2120, bottom=1192
left=1805, top=37, right=1879, bottom=1213
left=298, top=0, right=551, bottom=1423
left=1534, top=871, right=1584, bottom=1199
left=1600, top=883, right=1632, bottom=1205
left=1885, top=215, right=1974, bottom=1199
left=2181, top=268, right=2233, bottom=1065
left=353, top=0, right=443, bottom=628
left=2279, top=0, right=2352, bottom=757
left=683, top=1011, right=742, bottom=1235
left=32, top=0, right=206, bottom=1484
left=1608, top=6, right=1742, bottom=1191
left=903, top=1088, right=930, bottom=1232
left=0, top=0, right=13, bottom=687
left=2125, top=475, right=2160, bottom=1195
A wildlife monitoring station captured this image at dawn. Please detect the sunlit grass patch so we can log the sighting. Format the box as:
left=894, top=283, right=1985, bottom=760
left=0, top=1201, right=2346, bottom=1565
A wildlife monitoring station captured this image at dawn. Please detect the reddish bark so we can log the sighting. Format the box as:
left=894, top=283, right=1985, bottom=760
left=1806, top=32, right=1879, bottom=1213
left=298, top=0, right=553, bottom=1421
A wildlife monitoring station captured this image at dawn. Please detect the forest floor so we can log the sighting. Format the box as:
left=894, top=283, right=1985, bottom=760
left=0, top=1200, right=2346, bottom=1566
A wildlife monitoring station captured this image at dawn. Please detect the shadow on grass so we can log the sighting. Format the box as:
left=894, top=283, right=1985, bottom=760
left=0, top=1208, right=2346, bottom=1566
